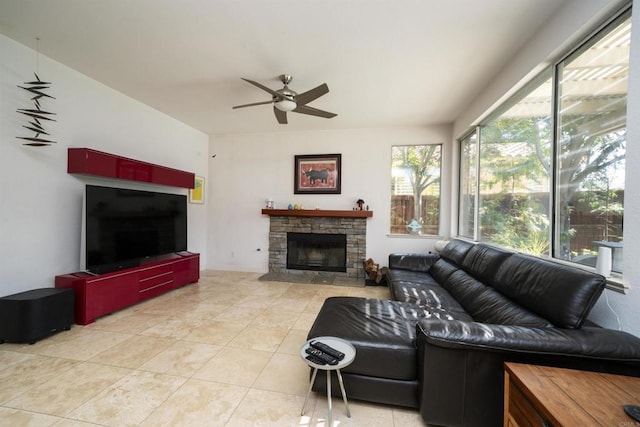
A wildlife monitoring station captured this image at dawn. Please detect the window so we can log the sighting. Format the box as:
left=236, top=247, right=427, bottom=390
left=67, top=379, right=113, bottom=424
left=478, top=72, right=553, bottom=255
left=554, top=12, right=630, bottom=273
left=459, top=132, right=478, bottom=239
left=391, top=144, right=442, bottom=235
left=460, top=73, right=553, bottom=255
left=458, top=7, right=630, bottom=273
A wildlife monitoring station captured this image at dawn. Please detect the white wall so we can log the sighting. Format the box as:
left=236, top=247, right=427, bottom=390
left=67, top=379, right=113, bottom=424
left=207, top=125, right=452, bottom=272
left=452, top=0, right=640, bottom=335
left=453, top=0, right=627, bottom=138
left=0, top=34, right=209, bottom=296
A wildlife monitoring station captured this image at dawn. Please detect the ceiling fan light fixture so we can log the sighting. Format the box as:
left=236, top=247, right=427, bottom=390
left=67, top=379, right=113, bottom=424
left=233, top=75, right=336, bottom=123
left=274, top=99, right=296, bottom=112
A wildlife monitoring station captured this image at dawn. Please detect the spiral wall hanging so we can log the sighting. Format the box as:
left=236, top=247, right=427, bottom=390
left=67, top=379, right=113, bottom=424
left=17, top=72, right=56, bottom=146
left=16, top=38, right=56, bottom=146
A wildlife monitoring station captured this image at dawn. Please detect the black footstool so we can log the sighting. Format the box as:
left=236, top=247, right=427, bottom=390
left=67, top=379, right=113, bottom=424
left=0, top=288, right=75, bottom=344
left=306, top=296, right=430, bottom=407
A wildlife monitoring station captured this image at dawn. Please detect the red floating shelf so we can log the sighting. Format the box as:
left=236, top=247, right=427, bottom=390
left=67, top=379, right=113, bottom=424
left=67, top=148, right=195, bottom=189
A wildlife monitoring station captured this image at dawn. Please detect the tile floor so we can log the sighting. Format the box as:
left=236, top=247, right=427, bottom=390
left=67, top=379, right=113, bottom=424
left=0, top=271, right=428, bottom=426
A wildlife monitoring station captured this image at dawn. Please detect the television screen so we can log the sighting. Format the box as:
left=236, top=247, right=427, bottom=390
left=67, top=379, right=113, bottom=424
left=85, top=185, right=187, bottom=274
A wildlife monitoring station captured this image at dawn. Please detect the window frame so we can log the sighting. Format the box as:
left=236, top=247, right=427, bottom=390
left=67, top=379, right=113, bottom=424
left=456, top=4, right=631, bottom=293
left=458, top=129, right=480, bottom=241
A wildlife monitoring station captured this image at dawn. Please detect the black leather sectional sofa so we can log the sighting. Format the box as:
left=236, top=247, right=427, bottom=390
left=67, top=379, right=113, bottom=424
left=307, top=239, right=640, bottom=426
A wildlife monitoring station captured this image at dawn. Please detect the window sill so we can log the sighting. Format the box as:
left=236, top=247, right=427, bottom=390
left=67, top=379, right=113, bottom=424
left=386, top=234, right=444, bottom=239
left=603, top=275, right=628, bottom=294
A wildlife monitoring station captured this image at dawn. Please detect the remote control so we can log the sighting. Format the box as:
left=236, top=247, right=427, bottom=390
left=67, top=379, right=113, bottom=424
left=305, top=347, right=338, bottom=365
left=305, top=354, right=327, bottom=365
left=624, top=405, right=640, bottom=422
left=310, top=340, right=345, bottom=360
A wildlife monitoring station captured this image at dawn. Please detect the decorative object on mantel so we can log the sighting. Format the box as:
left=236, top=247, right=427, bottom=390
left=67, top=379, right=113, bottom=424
left=16, top=38, right=56, bottom=147
left=356, top=199, right=365, bottom=210
left=266, top=198, right=275, bottom=209
left=294, top=154, right=342, bottom=194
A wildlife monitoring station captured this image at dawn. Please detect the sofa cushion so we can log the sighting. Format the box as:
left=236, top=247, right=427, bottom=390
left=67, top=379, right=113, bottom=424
left=431, top=258, right=551, bottom=327
left=308, top=297, right=434, bottom=381
left=493, top=253, right=606, bottom=329
left=460, top=243, right=513, bottom=286
left=439, top=239, right=474, bottom=267
left=428, top=258, right=460, bottom=284
left=388, top=253, right=439, bottom=273
left=386, top=270, right=473, bottom=320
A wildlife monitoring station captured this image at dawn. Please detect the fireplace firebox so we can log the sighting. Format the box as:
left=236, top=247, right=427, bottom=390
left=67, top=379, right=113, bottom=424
left=287, top=232, right=347, bottom=272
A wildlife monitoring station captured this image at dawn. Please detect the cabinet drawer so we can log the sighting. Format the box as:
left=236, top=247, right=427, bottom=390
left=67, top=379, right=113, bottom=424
left=138, top=264, right=174, bottom=293
left=84, top=273, right=139, bottom=322
left=138, top=263, right=172, bottom=280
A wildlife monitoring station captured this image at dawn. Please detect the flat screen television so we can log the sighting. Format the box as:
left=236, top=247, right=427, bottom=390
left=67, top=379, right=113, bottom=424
left=85, top=185, right=187, bottom=274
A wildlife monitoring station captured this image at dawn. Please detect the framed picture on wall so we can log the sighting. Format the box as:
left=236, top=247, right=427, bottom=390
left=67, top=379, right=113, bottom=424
left=189, top=176, right=204, bottom=203
left=294, top=154, right=341, bottom=194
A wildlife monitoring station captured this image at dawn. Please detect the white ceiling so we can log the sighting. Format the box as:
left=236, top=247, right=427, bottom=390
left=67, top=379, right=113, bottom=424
left=0, top=0, right=567, bottom=135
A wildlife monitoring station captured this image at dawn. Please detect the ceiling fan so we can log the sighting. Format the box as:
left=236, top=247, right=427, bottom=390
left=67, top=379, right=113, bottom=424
left=232, top=74, right=337, bottom=124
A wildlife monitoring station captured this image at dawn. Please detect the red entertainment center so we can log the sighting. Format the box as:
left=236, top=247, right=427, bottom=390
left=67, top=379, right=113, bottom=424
left=57, top=148, right=201, bottom=325
left=56, top=253, right=199, bottom=325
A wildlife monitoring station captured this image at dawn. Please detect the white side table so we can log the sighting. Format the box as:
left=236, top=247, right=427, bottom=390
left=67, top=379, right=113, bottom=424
left=300, top=336, right=356, bottom=426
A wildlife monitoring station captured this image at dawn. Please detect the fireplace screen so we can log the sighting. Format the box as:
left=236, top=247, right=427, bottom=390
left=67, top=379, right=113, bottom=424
left=287, top=232, right=347, bottom=272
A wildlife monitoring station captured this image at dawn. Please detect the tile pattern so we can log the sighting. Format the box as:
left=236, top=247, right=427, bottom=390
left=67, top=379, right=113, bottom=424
left=0, top=271, right=428, bottom=426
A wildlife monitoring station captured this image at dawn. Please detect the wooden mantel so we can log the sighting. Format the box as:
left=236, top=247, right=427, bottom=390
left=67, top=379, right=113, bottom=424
left=261, top=209, right=373, bottom=218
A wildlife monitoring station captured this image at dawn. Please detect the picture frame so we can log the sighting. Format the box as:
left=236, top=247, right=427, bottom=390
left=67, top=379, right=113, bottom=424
left=294, top=154, right=341, bottom=194
left=189, top=176, right=204, bottom=203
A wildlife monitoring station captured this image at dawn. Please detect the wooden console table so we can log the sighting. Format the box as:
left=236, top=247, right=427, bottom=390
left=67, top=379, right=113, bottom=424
left=504, top=362, right=640, bottom=426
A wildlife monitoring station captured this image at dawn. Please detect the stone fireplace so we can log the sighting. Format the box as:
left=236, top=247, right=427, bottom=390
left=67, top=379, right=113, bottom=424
left=263, top=209, right=371, bottom=279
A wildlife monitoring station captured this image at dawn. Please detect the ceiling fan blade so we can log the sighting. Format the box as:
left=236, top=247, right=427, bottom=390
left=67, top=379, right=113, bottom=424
left=295, top=83, right=329, bottom=106
left=232, top=100, right=273, bottom=109
left=241, top=78, right=282, bottom=99
left=293, top=104, right=337, bottom=119
left=273, top=106, right=288, bottom=124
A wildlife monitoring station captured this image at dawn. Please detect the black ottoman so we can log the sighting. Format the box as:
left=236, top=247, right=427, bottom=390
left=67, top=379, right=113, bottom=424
left=306, top=296, right=430, bottom=408
left=0, top=288, right=75, bottom=344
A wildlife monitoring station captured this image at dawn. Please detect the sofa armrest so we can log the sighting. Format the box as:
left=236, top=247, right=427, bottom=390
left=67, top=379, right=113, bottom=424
left=417, top=319, right=640, bottom=360
left=388, top=253, right=439, bottom=273
left=416, top=319, right=640, bottom=427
